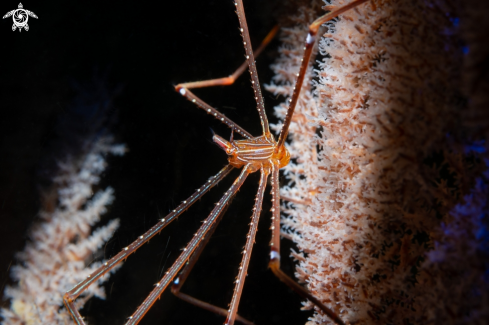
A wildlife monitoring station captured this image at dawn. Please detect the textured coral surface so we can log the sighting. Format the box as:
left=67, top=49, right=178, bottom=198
left=267, top=0, right=489, bottom=324
left=1, top=137, right=124, bottom=325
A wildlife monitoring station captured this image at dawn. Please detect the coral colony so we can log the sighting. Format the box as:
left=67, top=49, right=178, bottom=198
left=267, top=0, right=488, bottom=324
left=1, top=135, right=124, bottom=325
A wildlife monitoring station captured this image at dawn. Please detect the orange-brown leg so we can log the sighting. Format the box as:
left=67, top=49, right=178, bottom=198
left=170, top=209, right=255, bottom=325
left=123, top=166, right=252, bottom=325
left=175, top=25, right=278, bottom=138
left=268, top=163, right=346, bottom=325
left=64, top=164, right=234, bottom=324
left=275, top=0, right=371, bottom=149
left=225, top=167, right=269, bottom=325
left=232, top=0, right=272, bottom=136
left=175, top=25, right=278, bottom=91
left=176, top=87, right=253, bottom=139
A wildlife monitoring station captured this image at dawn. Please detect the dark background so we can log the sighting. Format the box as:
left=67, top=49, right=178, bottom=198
left=0, top=0, right=315, bottom=324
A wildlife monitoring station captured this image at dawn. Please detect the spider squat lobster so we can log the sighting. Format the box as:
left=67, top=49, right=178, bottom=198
left=63, top=0, right=371, bottom=324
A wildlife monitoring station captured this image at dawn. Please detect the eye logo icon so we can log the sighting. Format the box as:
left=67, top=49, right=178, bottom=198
left=3, top=3, right=37, bottom=32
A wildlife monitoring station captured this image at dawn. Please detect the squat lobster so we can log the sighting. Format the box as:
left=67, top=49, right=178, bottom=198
left=64, top=1, right=370, bottom=324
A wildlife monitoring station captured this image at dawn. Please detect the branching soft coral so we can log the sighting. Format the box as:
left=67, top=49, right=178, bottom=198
left=267, top=0, right=489, bottom=324
left=1, top=136, right=124, bottom=325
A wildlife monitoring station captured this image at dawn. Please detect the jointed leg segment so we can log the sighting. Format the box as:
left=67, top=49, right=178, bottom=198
left=126, top=166, right=251, bottom=324
left=175, top=25, right=278, bottom=91
left=176, top=87, right=253, bottom=139
left=64, top=164, right=234, bottom=324
left=268, top=165, right=345, bottom=325
left=225, top=167, right=269, bottom=325
left=171, top=180, right=255, bottom=325
left=269, top=166, right=346, bottom=325
left=175, top=24, right=279, bottom=139
left=65, top=1, right=373, bottom=324
left=276, top=0, right=370, bottom=149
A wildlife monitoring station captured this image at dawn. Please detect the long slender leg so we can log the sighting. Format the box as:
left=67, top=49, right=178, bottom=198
left=234, top=0, right=270, bottom=136
left=175, top=26, right=278, bottom=91
left=175, top=26, right=279, bottom=140
left=171, top=204, right=254, bottom=325
left=172, top=273, right=254, bottom=324
left=176, top=87, right=253, bottom=139
left=276, top=0, right=371, bottom=149
left=225, top=167, right=269, bottom=325
left=64, top=164, right=234, bottom=324
left=125, top=165, right=252, bottom=325
left=268, top=163, right=345, bottom=325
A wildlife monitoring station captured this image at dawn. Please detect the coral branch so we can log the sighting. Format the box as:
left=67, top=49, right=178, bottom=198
left=1, top=136, right=125, bottom=325
left=267, top=0, right=489, bottom=324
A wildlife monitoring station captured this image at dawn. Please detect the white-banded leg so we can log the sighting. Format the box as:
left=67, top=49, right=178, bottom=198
left=171, top=191, right=255, bottom=325
left=176, top=87, right=252, bottom=139
left=64, top=164, right=234, bottom=324
left=225, top=167, right=269, bottom=325
left=268, top=163, right=346, bottom=325
left=233, top=0, right=271, bottom=137
left=175, top=25, right=279, bottom=140
left=124, top=165, right=252, bottom=325
left=275, top=0, right=371, bottom=149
